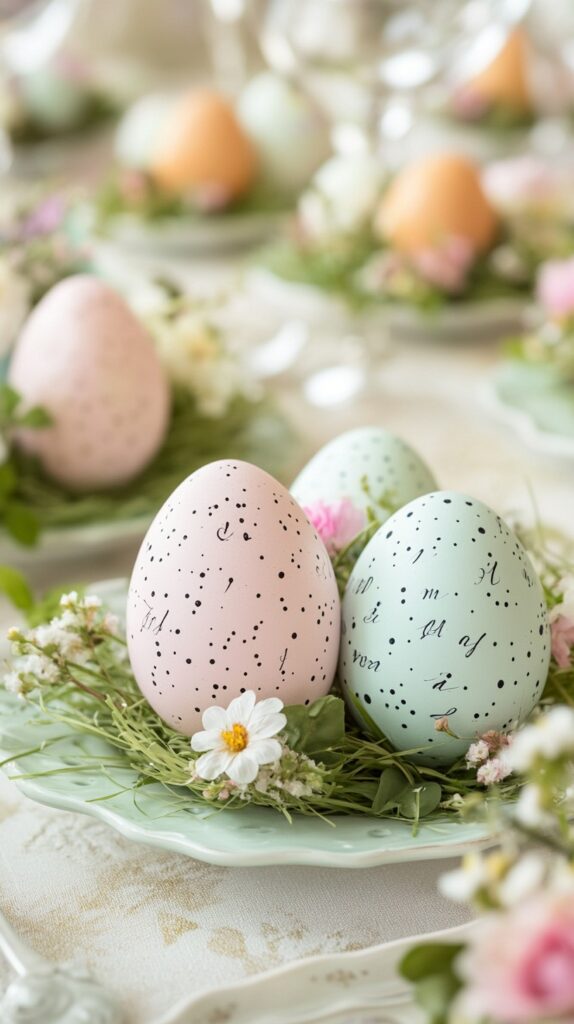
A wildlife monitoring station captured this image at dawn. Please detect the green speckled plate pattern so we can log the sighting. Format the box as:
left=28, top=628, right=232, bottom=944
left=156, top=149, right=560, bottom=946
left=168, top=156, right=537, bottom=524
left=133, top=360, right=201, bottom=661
left=0, top=579, right=498, bottom=868
left=486, top=362, right=574, bottom=458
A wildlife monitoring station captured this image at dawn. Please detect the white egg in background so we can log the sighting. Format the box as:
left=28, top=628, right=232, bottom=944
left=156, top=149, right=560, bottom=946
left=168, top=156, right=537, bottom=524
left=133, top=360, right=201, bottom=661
left=298, top=153, right=384, bottom=239
left=340, top=491, right=550, bottom=766
left=291, top=427, right=437, bottom=522
left=114, top=92, right=175, bottom=170
left=238, top=72, right=331, bottom=194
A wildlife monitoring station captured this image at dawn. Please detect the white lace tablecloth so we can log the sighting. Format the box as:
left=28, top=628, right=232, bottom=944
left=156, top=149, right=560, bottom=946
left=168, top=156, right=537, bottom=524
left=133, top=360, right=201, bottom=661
left=1, top=270, right=571, bottom=1022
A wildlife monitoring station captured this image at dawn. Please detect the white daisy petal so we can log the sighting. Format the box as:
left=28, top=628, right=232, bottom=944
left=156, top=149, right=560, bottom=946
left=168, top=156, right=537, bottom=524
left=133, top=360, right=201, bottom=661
left=195, top=749, right=233, bottom=781
left=227, top=751, right=259, bottom=785
left=249, top=713, right=287, bottom=739
left=201, top=706, right=228, bottom=732
left=226, top=690, right=256, bottom=724
left=249, top=697, right=285, bottom=723
left=250, top=738, right=282, bottom=765
left=190, top=728, right=224, bottom=753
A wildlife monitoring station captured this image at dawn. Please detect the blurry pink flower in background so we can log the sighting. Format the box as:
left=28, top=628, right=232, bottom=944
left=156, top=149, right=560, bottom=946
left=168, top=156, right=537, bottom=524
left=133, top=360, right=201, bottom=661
left=458, top=893, right=574, bottom=1022
left=411, top=236, right=475, bottom=294
left=537, top=258, right=574, bottom=319
left=119, top=170, right=149, bottom=205
left=483, top=156, right=561, bottom=215
left=451, top=84, right=490, bottom=121
left=550, top=615, right=574, bottom=669
left=193, top=183, right=232, bottom=213
left=18, top=195, right=67, bottom=240
left=303, top=499, right=365, bottom=555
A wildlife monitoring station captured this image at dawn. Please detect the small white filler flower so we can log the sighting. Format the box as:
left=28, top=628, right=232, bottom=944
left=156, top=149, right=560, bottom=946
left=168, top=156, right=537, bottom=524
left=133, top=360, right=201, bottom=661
left=191, top=690, right=286, bottom=785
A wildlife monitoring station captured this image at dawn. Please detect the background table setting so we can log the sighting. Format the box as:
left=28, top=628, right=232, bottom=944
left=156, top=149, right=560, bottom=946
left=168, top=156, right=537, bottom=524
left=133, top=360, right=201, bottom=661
left=1, top=2, right=574, bottom=1023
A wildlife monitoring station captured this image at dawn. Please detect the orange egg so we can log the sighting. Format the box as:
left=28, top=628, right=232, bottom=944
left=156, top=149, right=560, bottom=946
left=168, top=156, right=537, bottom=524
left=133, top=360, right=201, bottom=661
left=375, top=153, right=499, bottom=255
left=150, top=88, right=258, bottom=200
left=468, top=28, right=531, bottom=113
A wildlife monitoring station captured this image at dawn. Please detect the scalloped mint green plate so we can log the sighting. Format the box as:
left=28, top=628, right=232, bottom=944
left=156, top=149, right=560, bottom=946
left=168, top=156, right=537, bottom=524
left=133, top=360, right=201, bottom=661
left=0, top=579, right=498, bottom=868
left=485, top=362, right=574, bottom=458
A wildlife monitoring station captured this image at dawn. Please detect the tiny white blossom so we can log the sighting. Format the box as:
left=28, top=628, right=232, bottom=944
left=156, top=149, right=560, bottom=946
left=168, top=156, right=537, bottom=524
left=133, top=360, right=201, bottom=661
left=439, top=854, right=490, bottom=903
left=466, top=739, right=490, bottom=766
left=60, top=591, right=79, bottom=608
left=514, top=783, right=555, bottom=831
left=191, top=690, right=286, bottom=785
left=503, top=707, right=574, bottom=772
left=4, top=670, right=23, bottom=694
left=498, top=853, right=547, bottom=907
left=83, top=595, right=102, bottom=610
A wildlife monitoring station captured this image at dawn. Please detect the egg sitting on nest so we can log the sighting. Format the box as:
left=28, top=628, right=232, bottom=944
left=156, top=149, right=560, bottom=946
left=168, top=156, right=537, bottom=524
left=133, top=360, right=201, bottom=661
left=375, top=153, right=499, bottom=257
left=149, top=88, right=258, bottom=206
left=467, top=28, right=532, bottom=116
left=8, top=275, right=170, bottom=492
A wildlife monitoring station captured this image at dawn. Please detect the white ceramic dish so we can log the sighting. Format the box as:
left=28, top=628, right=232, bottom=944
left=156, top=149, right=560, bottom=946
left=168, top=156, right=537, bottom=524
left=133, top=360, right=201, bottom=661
left=157, top=922, right=473, bottom=1024
left=0, top=517, right=149, bottom=568
left=249, top=268, right=527, bottom=344
left=482, top=367, right=574, bottom=460
left=99, top=209, right=286, bottom=256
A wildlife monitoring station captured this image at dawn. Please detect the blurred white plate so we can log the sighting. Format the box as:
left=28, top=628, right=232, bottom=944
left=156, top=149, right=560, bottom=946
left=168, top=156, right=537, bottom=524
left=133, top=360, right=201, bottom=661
left=158, top=922, right=472, bottom=1024
left=98, top=209, right=286, bottom=256
left=0, top=516, right=149, bottom=569
left=249, top=268, right=527, bottom=344
left=483, top=363, right=574, bottom=460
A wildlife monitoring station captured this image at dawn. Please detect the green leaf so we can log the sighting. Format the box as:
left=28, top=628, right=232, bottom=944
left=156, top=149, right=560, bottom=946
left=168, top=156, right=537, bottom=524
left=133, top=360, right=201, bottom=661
left=0, top=461, right=17, bottom=499
left=372, top=766, right=410, bottom=814
left=283, top=695, right=346, bottom=758
left=400, top=943, right=465, bottom=982
left=399, top=782, right=442, bottom=820
left=3, top=502, right=41, bottom=546
left=0, top=384, right=21, bottom=421
left=17, top=405, right=52, bottom=429
left=414, top=973, right=462, bottom=1024
left=0, top=565, right=34, bottom=611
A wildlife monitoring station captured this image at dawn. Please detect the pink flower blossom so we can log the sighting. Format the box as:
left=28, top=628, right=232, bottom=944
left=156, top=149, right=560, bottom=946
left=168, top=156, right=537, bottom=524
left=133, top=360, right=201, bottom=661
left=550, top=614, right=574, bottom=669
left=459, top=893, right=574, bottom=1022
left=483, top=157, right=562, bottom=215
left=476, top=756, right=511, bottom=786
left=303, top=499, right=365, bottom=556
left=537, top=258, right=574, bottom=320
left=192, top=183, right=233, bottom=213
left=411, top=236, right=475, bottom=294
left=119, top=169, right=149, bottom=205
left=451, top=84, right=491, bottom=121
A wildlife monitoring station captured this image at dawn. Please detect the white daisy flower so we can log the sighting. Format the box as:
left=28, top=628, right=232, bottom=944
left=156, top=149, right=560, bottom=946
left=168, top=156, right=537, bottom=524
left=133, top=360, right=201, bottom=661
left=191, top=690, right=286, bottom=785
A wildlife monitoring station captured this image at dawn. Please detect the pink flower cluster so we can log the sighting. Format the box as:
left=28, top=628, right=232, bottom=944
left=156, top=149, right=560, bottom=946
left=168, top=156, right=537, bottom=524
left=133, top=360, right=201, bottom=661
left=411, top=236, right=476, bottom=294
left=551, top=615, right=574, bottom=669
left=466, top=729, right=512, bottom=786
left=537, top=257, right=574, bottom=320
left=303, top=499, right=365, bottom=556
left=459, top=892, right=574, bottom=1022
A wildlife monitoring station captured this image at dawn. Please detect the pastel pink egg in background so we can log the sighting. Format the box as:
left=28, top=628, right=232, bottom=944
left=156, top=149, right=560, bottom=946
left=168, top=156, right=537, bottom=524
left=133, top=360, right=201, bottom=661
left=127, top=460, right=341, bottom=734
left=8, top=275, right=171, bottom=492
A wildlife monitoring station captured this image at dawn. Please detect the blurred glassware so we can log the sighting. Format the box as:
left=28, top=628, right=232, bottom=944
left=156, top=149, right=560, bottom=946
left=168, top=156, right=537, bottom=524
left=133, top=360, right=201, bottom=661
left=250, top=0, right=531, bottom=161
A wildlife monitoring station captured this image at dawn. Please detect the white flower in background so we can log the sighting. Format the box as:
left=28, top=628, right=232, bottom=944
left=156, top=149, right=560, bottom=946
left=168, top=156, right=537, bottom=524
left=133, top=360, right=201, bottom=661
left=552, top=575, right=574, bottom=624
left=4, top=670, right=24, bottom=695
left=502, top=706, right=574, bottom=773
left=466, top=739, right=490, bottom=766
left=153, top=310, right=259, bottom=417
left=439, top=853, right=492, bottom=903
left=0, top=259, right=31, bottom=358
left=298, top=154, right=384, bottom=242
left=514, top=783, right=556, bottom=831
left=476, top=757, right=511, bottom=786
left=483, top=156, right=574, bottom=219
left=497, top=853, right=548, bottom=907
left=191, top=690, right=286, bottom=785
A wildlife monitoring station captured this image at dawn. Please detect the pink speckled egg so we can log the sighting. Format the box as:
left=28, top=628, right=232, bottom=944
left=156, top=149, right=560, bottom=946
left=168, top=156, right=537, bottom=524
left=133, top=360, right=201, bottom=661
left=127, top=460, right=341, bottom=734
left=8, top=275, right=170, bottom=491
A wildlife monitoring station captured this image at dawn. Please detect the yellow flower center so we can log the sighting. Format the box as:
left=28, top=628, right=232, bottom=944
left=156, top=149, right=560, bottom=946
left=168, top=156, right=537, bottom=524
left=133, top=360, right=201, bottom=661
left=221, top=723, right=248, bottom=753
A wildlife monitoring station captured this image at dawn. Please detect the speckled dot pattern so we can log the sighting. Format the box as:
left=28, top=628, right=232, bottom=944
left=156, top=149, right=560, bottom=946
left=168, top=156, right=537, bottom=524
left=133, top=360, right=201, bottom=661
left=8, top=275, right=170, bottom=491
left=127, top=460, right=341, bottom=735
left=340, top=491, right=550, bottom=766
left=290, top=427, right=437, bottom=520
